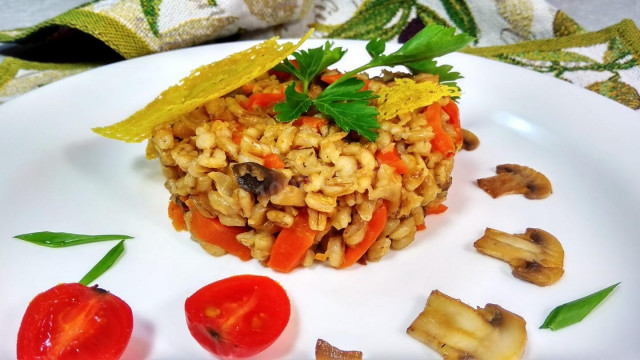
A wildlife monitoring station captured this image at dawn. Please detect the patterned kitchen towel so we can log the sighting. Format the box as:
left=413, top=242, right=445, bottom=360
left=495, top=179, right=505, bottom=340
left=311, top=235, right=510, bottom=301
left=0, top=0, right=638, bottom=111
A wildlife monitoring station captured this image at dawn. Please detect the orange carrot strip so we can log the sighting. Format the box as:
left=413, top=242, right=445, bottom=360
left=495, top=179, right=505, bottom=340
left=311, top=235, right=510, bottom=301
left=268, top=211, right=317, bottom=272
left=426, top=203, right=448, bottom=215
left=376, top=147, right=408, bottom=174
left=320, top=73, right=343, bottom=84
left=416, top=223, right=427, bottom=231
left=168, top=201, right=187, bottom=231
left=241, top=92, right=286, bottom=110
left=189, top=210, right=252, bottom=261
left=262, top=153, right=285, bottom=169
left=442, top=100, right=463, bottom=147
left=340, top=203, right=388, bottom=269
left=425, top=103, right=455, bottom=157
left=293, top=116, right=328, bottom=131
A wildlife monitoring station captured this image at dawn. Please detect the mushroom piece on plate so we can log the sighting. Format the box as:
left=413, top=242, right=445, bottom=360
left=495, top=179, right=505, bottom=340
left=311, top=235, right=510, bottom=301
left=474, top=228, right=564, bottom=286
left=407, top=290, right=527, bottom=360
left=477, top=164, right=551, bottom=199
left=315, top=339, right=363, bottom=360
left=461, top=128, right=480, bottom=151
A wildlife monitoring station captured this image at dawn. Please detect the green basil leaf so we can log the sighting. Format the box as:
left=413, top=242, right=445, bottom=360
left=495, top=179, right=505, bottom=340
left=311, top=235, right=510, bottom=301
left=79, top=240, right=126, bottom=286
left=14, top=231, right=133, bottom=248
left=540, top=282, right=620, bottom=331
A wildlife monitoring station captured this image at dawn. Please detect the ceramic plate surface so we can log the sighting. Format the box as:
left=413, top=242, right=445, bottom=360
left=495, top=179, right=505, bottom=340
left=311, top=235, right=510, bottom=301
left=1, top=39, right=639, bottom=359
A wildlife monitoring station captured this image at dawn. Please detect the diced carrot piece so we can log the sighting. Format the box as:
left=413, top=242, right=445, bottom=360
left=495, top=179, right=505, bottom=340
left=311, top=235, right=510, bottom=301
left=168, top=201, right=187, bottom=231
left=426, top=203, right=448, bottom=215
left=340, top=203, right=388, bottom=269
left=241, top=92, right=286, bottom=110
left=268, top=211, right=317, bottom=273
left=320, top=73, right=343, bottom=84
left=241, top=83, right=255, bottom=94
left=232, top=124, right=244, bottom=145
left=293, top=116, right=328, bottom=131
left=189, top=210, right=252, bottom=261
left=376, top=147, right=408, bottom=175
left=262, top=153, right=285, bottom=169
left=416, top=223, right=427, bottom=231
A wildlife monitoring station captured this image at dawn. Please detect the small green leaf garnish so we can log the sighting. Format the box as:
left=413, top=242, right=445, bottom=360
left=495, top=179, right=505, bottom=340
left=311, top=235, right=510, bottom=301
left=314, top=78, right=380, bottom=142
left=540, top=282, right=620, bottom=331
left=273, top=83, right=313, bottom=122
left=366, top=38, right=386, bottom=58
left=272, top=42, right=346, bottom=93
left=14, top=231, right=133, bottom=248
left=274, top=24, right=474, bottom=141
left=79, top=240, right=126, bottom=286
left=406, top=59, right=463, bottom=87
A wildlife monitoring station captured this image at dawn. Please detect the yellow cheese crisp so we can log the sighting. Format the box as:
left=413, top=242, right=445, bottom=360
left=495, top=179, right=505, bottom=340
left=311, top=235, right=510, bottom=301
left=93, top=31, right=313, bottom=143
left=376, top=78, right=460, bottom=120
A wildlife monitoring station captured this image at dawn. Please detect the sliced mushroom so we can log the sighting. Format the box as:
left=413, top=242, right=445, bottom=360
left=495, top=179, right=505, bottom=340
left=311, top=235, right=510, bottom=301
left=232, top=162, right=287, bottom=197
left=462, top=128, right=480, bottom=151
left=315, top=339, right=363, bottom=360
left=477, top=164, right=551, bottom=199
left=474, top=228, right=564, bottom=286
left=407, top=290, right=527, bottom=360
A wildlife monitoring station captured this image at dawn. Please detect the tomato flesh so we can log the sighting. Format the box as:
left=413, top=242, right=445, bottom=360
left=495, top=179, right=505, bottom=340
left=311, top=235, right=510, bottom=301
left=17, top=283, right=133, bottom=360
left=185, top=275, right=291, bottom=358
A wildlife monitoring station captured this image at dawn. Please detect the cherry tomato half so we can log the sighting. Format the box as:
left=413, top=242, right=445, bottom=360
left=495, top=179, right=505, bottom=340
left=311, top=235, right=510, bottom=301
left=17, top=283, right=133, bottom=360
left=185, top=275, right=291, bottom=358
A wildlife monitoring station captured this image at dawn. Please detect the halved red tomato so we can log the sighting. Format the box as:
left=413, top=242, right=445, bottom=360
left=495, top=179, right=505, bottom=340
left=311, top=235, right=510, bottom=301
left=17, top=282, right=133, bottom=360
left=185, top=275, right=291, bottom=358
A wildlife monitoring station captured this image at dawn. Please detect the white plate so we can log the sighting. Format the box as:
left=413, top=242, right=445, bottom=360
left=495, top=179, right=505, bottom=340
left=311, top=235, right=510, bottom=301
left=1, top=39, right=639, bottom=359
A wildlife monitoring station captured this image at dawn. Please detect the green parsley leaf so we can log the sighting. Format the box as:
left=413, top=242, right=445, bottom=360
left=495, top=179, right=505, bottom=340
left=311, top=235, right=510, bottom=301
left=273, top=25, right=474, bottom=141
left=14, top=231, right=133, bottom=248
left=273, top=41, right=346, bottom=93
left=406, top=60, right=462, bottom=84
left=274, top=83, right=313, bottom=122
left=79, top=240, right=126, bottom=286
left=378, top=25, right=474, bottom=66
left=314, top=78, right=380, bottom=142
left=366, top=38, right=386, bottom=58
left=540, top=282, right=620, bottom=331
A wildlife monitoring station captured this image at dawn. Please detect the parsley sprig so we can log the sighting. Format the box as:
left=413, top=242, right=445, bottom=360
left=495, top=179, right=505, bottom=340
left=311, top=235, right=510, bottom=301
left=274, top=25, right=474, bottom=141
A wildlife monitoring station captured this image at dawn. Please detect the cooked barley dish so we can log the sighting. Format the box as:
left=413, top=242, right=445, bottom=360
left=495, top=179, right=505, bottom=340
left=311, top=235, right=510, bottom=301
left=146, top=68, right=463, bottom=272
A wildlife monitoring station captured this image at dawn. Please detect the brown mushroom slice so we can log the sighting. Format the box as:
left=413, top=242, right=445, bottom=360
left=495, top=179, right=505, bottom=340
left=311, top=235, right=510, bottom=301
left=474, top=228, right=564, bottom=286
left=407, top=290, right=527, bottom=360
left=477, top=164, right=551, bottom=199
left=315, top=339, right=363, bottom=360
left=232, top=162, right=287, bottom=197
left=462, top=128, right=480, bottom=151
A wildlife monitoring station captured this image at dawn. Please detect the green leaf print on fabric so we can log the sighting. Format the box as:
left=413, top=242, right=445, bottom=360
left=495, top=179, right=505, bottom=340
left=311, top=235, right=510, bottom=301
left=496, top=0, right=533, bottom=40
left=553, top=10, right=584, bottom=37
left=604, top=38, right=632, bottom=63
left=416, top=4, right=450, bottom=27
left=587, top=77, right=640, bottom=109
left=318, top=0, right=414, bottom=40
left=140, top=0, right=162, bottom=37
left=507, top=51, right=597, bottom=64
left=439, top=0, right=478, bottom=40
